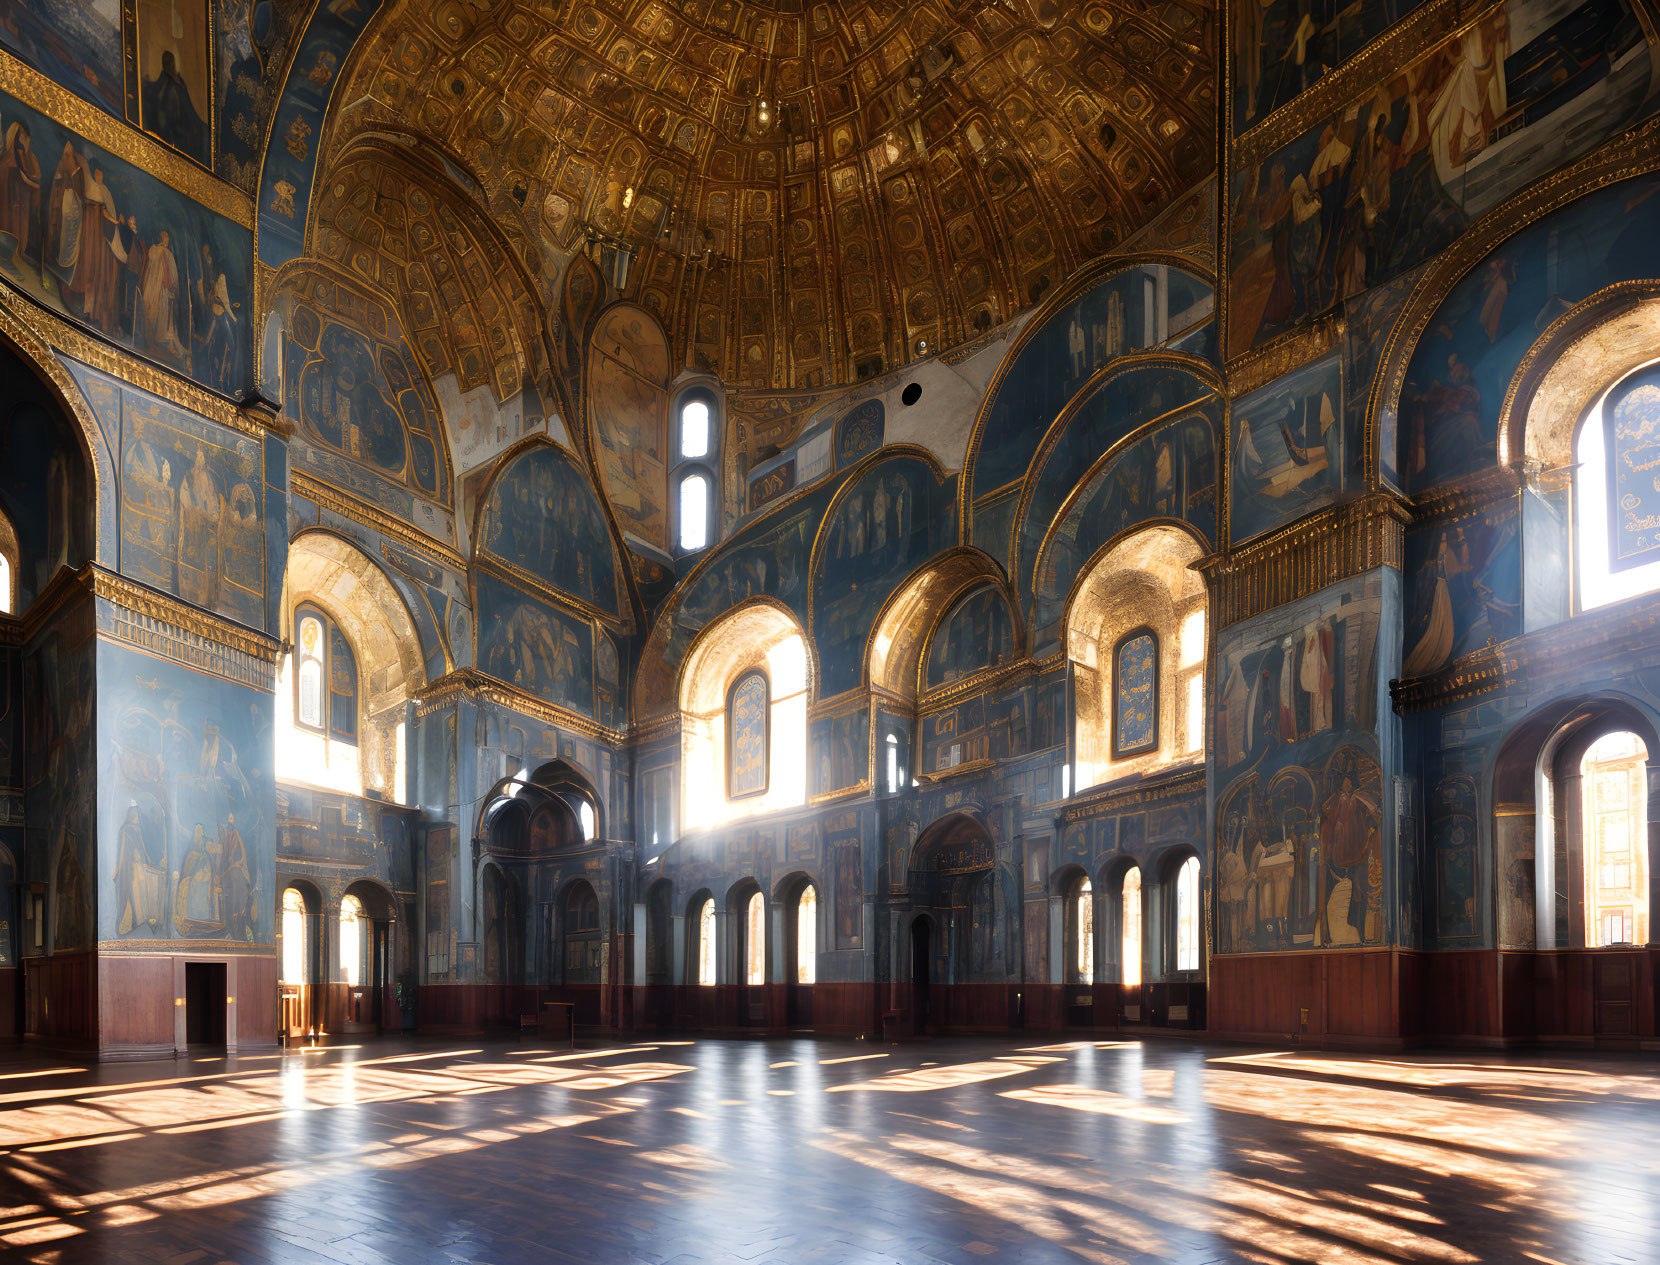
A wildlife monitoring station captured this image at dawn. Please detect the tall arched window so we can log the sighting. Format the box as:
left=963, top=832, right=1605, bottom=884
left=1072, top=876, right=1095, bottom=985
left=281, top=887, right=307, bottom=984
left=339, top=894, right=365, bottom=986
left=696, top=897, right=717, bottom=986
left=1121, top=867, right=1142, bottom=987
left=796, top=885, right=817, bottom=984
left=678, top=472, right=711, bottom=551
left=1175, top=855, right=1201, bottom=970
left=744, top=891, right=766, bottom=985
left=1582, top=731, right=1650, bottom=946
left=728, top=671, right=771, bottom=799
left=0, top=505, right=19, bottom=615
left=1578, top=362, right=1660, bottom=610
left=679, top=397, right=711, bottom=460
left=278, top=604, right=362, bottom=795
left=1069, top=527, right=1207, bottom=789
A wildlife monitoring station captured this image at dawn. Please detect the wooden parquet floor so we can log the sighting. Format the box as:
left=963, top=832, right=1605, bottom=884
left=0, top=1034, right=1655, bottom=1263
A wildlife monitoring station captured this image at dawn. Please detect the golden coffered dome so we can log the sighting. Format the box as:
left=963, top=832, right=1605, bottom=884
left=332, top=0, right=1215, bottom=390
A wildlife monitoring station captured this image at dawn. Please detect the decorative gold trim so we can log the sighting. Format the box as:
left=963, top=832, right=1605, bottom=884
left=0, top=283, right=268, bottom=433
left=1225, top=311, right=1344, bottom=393
left=99, top=941, right=276, bottom=955
left=291, top=473, right=466, bottom=572
left=1061, top=767, right=1206, bottom=823
left=1390, top=641, right=1513, bottom=712
left=916, top=757, right=997, bottom=786
left=917, top=659, right=1035, bottom=715
left=1408, top=464, right=1520, bottom=526
left=91, top=566, right=280, bottom=659
left=1231, top=0, right=1486, bottom=165
left=0, top=51, right=254, bottom=227
left=809, top=778, right=872, bottom=804
left=1198, top=492, right=1409, bottom=628
left=473, top=552, right=627, bottom=633
left=414, top=668, right=627, bottom=746
left=1366, top=121, right=1660, bottom=487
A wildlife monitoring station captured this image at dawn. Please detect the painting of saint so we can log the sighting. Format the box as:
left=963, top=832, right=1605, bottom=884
left=176, top=444, right=223, bottom=609
left=194, top=243, right=239, bottom=393
left=833, top=841, right=862, bottom=949
left=1318, top=750, right=1381, bottom=946
left=46, top=142, right=124, bottom=335
left=52, top=825, right=91, bottom=951
left=0, top=123, right=41, bottom=264
left=176, top=822, right=223, bottom=935
left=114, top=800, right=167, bottom=936
left=137, top=0, right=212, bottom=165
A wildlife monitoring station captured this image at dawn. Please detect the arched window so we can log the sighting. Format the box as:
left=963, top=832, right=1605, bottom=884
left=1112, top=629, right=1159, bottom=758
left=728, top=671, right=771, bottom=799
left=679, top=397, right=711, bottom=460
left=885, top=732, right=900, bottom=794
left=281, top=887, right=307, bottom=984
left=1121, top=867, right=1142, bottom=987
left=1069, top=527, right=1206, bottom=789
left=680, top=607, right=809, bottom=830
left=0, top=505, right=19, bottom=615
left=1175, top=855, right=1201, bottom=970
left=339, top=894, right=365, bottom=986
left=1578, top=362, right=1660, bottom=610
left=1581, top=731, right=1650, bottom=947
left=695, top=897, right=717, bottom=986
left=796, top=885, right=817, bottom=984
left=678, top=472, right=710, bottom=551
left=278, top=604, right=362, bottom=795
left=744, top=890, right=766, bottom=985
left=564, top=882, right=602, bottom=983
left=1072, top=876, right=1095, bottom=985
left=578, top=800, right=596, bottom=841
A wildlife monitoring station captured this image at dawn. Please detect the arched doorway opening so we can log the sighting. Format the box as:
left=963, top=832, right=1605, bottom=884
left=480, top=863, right=525, bottom=995
left=904, top=813, right=1017, bottom=1031
left=341, top=880, right=396, bottom=1033
left=278, top=881, right=323, bottom=1040
left=777, top=874, right=818, bottom=1026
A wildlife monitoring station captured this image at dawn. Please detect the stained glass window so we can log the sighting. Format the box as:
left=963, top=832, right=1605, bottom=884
left=1604, top=366, right=1660, bottom=572
left=728, top=671, right=770, bottom=799
left=1113, top=630, right=1159, bottom=757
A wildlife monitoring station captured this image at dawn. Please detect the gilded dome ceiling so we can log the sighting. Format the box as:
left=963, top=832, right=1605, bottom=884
left=331, top=0, right=1216, bottom=390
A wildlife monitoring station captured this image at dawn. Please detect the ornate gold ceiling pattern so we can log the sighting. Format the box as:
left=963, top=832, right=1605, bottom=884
left=333, top=0, right=1215, bottom=391
left=308, top=139, right=550, bottom=404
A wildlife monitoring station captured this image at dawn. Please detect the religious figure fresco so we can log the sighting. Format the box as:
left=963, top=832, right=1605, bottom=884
left=98, top=642, right=273, bottom=945
left=476, top=571, right=597, bottom=718
left=478, top=444, right=624, bottom=621
left=1229, top=0, right=1651, bottom=358
left=1432, top=774, right=1479, bottom=941
left=831, top=834, right=863, bottom=949
left=0, top=89, right=248, bottom=395
left=137, top=0, right=211, bottom=165
left=588, top=305, right=670, bottom=553
left=117, top=388, right=264, bottom=629
left=1401, top=506, right=1519, bottom=678
left=812, top=456, right=956, bottom=697
left=1231, top=353, right=1345, bottom=544
left=925, top=585, right=1015, bottom=689
left=1214, top=574, right=1387, bottom=952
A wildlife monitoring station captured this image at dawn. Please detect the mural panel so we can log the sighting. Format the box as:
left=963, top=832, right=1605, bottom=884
left=829, top=814, right=863, bottom=950
left=0, top=86, right=250, bottom=395
left=926, top=585, right=1015, bottom=689
left=137, top=0, right=211, bottom=165
left=116, top=382, right=265, bottom=629
left=1114, top=632, right=1159, bottom=757
left=588, top=306, right=670, bottom=553
left=476, top=570, right=597, bottom=720
left=1231, top=352, right=1345, bottom=544
left=835, top=399, right=884, bottom=469
left=1214, top=573, right=1386, bottom=952
left=98, top=639, right=275, bottom=945
left=1229, top=0, right=1652, bottom=358
left=24, top=598, right=95, bottom=955
left=1398, top=174, right=1660, bottom=491
left=1604, top=366, right=1660, bottom=571
left=1431, top=774, right=1479, bottom=941
left=0, top=0, right=123, bottom=116
left=1402, top=501, right=1520, bottom=677
left=279, top=275, right=450, bottom=506
left=970, top=265, right=1215, bottom=510
left=812, top=456, right=957, bottom=697
left=478, top=443, right=624, bottom=622
left=728, top=672, right=769, bottom=799
left=811, top=708, right=869, bottom=796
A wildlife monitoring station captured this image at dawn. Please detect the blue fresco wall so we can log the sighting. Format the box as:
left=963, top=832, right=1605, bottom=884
left=1228, top=0, right=1652, bottom=358
left=1231, top=352, right=1349, bottom=544
left=97, top=638, right=276, bottom=946
left=810, top=707, right=869, bottom=796
left=1397, top=172, right=1660, bottom=493
left=811, top=454, right=957, bottom=698
left=475, top=570, right=626, bottom=730
left=925, top=585, right=1015, bottom=690
left=0, top=86, right=251, bottom=395
left=1213, top=571, right=1395, bottom=954
left=476, top=442, right=625, bottom=623
left=0, top=356, right=95, bottom=607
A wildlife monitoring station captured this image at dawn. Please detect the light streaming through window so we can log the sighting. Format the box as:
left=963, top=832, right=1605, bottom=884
left=697, top=898, right=717, bottom=986
left=1176, top=855, right=1201, bottom=970
left=679, top=473, right=709, bottom=550
left=680, top=399, right=711, bottom=459
left=745, top=891, right=765, bottom=985
left=0, top=552, right=11, bottom=615
left=579, top=800, right=596, bottom=841
left=886, top=733, right=900, bottom=793
left=797, top=886, right=817, bottom=984
left=281, top=888, right=306, bottom=984
left=1582, top=730, right=1649, bottom=947
left=1122, top=867, right=1142, bottom=987
left=1076, top=878, right=1094, bottom=985
left=340, top=893, right=364, bottom=986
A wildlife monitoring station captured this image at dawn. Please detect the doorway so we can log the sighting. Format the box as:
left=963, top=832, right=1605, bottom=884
left=184, top=962, right=227, bottom=1048
left=910, top=916, right=933, bottom=1035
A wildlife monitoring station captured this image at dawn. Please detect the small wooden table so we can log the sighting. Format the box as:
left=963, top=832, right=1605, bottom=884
left=537, top=1001, right=576, bottom=1048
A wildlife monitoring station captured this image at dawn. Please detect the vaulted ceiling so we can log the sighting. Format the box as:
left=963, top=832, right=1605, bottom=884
left=330, top=0, right=1216, bottom=392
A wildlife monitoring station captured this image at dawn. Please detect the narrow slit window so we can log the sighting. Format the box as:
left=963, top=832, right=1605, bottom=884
left=679, top=473, right=710, bottom=551
left=680, top=399, right=711, bottom=459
